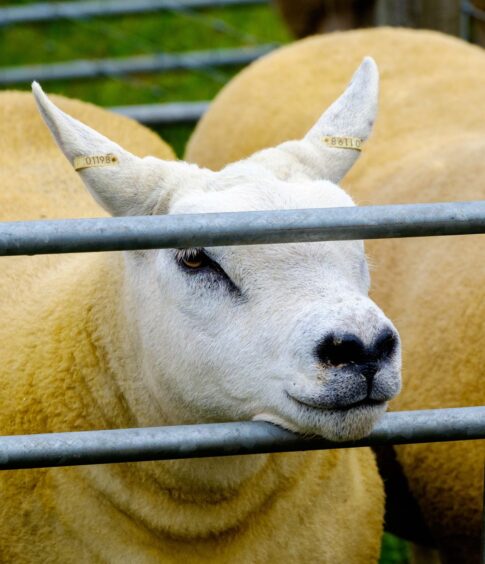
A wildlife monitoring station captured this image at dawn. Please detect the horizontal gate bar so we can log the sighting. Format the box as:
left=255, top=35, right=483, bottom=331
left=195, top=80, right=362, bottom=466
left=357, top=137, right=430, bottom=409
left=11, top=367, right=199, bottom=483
left=0, top=201, right=484, bottom=257
left=0, top=407, right=484, bottom=470
left=112, top=100, right=210, bottom=124
left=0, top=0, right=269, bottom=27
left=0, top=45, right=276, bottom=85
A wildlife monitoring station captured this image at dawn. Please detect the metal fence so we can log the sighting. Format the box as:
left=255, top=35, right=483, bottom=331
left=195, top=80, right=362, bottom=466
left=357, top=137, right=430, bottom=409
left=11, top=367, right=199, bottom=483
left=0, top=45, right=276, bottom=86
left=1, top=202, right=484, bottom=256
left=2, top=0, right=484, bottom=125
left=2, top=0, right=482, bottom=125
left=112, top=100, right=210, bottom=125
left=0, top=0, right=275, bottom=125
left=1, top=201, right=485, bottom=453
left=0, top=407, right=484, bottom=470
left=0, top=0, right=269, bottom=26
left=2, top=0, right=485, bottom=558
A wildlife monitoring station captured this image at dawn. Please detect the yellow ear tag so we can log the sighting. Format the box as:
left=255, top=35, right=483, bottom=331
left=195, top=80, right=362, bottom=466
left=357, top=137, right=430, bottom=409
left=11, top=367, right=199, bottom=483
left=73, top=154, right=118, bottom=171
left=322, top=136, right=363, bottom=151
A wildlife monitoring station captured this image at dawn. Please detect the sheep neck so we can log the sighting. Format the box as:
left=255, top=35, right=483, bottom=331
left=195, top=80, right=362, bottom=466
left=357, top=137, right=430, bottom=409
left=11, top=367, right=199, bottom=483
left=0, top=251, right=379, bottom=560
left=46, top=253, right=340, bottom=540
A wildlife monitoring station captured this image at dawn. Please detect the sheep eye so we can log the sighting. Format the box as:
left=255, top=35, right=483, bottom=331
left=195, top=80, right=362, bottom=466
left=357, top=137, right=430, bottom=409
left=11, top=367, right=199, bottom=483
left=177, top=249, right=211, bottom=270
left=183, top=257, right=203, bottom=269
left=175, top=248, right=241, bottom=295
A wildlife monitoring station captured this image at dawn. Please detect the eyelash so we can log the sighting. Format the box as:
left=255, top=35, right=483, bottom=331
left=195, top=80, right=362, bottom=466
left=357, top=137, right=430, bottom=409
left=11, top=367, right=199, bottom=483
left=175, top=248, right=209, bottom=269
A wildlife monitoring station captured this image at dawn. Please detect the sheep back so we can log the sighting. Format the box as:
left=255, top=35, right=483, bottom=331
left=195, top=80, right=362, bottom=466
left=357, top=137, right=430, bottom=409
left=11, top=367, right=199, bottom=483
left=366, top=135, right=485, bottom=556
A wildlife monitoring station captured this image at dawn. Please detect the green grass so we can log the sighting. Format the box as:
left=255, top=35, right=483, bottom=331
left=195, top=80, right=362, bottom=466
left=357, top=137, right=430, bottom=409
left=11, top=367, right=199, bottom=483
left=380, top=533, right=411, bottom=564
left=0, top=4, right=290, bottom=154
left=0, top=2, right=411, bottom=561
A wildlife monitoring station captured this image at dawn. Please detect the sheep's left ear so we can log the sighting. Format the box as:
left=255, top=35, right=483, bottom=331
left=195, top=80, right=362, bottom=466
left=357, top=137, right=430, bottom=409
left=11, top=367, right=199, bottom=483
left=32, top=82, right=201, bottom=216
left=248, top=57, right=378, bottom=183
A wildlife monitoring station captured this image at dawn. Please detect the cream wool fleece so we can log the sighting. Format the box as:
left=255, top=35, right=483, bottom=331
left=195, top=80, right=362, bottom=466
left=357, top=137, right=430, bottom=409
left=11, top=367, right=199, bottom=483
left=185, top=28, right=485, bottom=562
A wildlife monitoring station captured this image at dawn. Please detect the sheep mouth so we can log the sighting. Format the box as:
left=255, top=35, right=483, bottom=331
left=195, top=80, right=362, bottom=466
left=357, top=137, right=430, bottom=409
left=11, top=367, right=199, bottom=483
left=331, top=397, right=385, bottom=412
left=285, top=392, right=386, bottom=413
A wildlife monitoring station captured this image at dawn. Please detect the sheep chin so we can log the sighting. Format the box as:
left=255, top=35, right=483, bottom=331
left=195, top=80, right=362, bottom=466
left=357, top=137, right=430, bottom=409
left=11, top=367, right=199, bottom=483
left=253, top=401, right=387, bottom=442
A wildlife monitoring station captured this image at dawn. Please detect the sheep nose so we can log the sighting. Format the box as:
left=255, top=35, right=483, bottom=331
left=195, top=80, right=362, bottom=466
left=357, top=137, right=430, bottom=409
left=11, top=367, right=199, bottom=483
left=315, top=329, right=398, bottom=388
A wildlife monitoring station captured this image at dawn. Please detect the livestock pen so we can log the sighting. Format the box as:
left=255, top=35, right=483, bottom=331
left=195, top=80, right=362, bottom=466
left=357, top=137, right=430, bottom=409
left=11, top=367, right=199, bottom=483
left=2, top=0, right=483, bottom=154
left=1, top=2, right=485, bottom=563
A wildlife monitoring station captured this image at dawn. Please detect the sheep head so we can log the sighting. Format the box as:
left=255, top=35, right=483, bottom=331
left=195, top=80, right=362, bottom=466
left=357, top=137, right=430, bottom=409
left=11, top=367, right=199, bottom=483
left=32, top=58, right=401, bottom=442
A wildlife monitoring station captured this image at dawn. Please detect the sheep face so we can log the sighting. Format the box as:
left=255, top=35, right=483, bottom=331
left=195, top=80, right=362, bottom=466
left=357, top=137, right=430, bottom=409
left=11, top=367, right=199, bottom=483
left=132, top=175, right=401, bottom=442
left=32, top=58, right=401, bottom=441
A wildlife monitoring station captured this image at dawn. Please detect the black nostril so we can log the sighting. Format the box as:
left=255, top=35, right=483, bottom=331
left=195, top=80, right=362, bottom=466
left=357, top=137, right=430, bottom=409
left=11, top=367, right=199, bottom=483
left=374, top=329, right=398, bottom=360
left=315, top=328, right=398, bottom=372
left=315, top=333, right=366, bottom=367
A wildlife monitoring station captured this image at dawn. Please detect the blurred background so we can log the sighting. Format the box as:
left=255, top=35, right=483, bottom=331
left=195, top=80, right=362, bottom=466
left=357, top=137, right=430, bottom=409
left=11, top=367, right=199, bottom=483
left=1, top=0, right=484, bottom=158
left=1, top=1, right=484, bottom=562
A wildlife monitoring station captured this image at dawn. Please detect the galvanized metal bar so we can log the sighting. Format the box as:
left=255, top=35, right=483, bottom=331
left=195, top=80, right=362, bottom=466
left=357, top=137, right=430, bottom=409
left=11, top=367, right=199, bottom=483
left=0, top=407, right=484, bottom=470
left=0, top=0, right=269, bottom=27
left=112, top=101, right=210, bottom=124
left=0, top=45, right=276, bottom=85
left=0, top=202, right=484, bottom=257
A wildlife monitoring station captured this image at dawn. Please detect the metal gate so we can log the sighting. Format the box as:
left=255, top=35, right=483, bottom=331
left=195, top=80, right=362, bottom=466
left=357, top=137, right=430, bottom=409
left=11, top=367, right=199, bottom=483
left=1, top=0, right=485, bottom=559
left=0, top=202, right=485, bottom=560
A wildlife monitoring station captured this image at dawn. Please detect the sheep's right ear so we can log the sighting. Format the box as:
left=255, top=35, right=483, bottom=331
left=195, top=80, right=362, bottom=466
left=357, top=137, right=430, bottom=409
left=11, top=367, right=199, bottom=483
left=32, top=83, right=198, bottom=216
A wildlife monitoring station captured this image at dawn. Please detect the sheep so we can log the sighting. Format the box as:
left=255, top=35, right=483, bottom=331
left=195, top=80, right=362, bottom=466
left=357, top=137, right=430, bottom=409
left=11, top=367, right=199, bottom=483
left=185, top=27, right=485, bottom=562
left=0, top=62, right=401, bottom=562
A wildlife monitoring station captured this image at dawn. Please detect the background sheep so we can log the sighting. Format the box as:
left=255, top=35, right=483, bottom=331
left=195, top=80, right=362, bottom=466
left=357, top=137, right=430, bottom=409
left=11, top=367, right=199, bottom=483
left=185, top=27, right=485, bottom=562
left=0, top=66, right=395, bottom=561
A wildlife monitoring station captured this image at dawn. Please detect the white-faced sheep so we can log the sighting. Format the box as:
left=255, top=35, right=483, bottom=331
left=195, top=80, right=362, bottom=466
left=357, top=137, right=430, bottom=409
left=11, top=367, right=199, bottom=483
left=186, top=27, right=485, bottom=563
left=0, top=63, right=400, bottom=561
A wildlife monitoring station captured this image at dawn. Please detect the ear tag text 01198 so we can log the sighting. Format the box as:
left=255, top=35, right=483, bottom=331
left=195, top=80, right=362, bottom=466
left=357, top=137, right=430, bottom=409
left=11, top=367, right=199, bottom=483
left=73, top=154, right=119, bottom=171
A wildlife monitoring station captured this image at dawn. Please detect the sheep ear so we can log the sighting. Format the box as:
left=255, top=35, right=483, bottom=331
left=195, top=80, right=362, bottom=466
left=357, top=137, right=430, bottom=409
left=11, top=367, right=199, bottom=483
left=249, top=57, right=378, bottom=183
left=303, top=56, right=378, bottom=181
left=32, top=82, right=181, bottom=216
